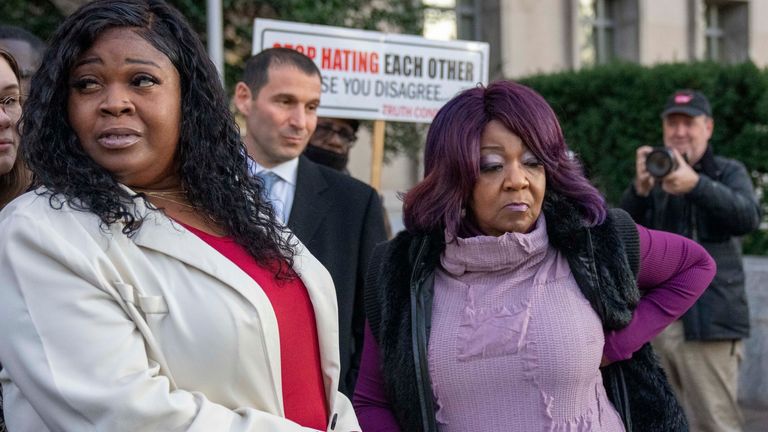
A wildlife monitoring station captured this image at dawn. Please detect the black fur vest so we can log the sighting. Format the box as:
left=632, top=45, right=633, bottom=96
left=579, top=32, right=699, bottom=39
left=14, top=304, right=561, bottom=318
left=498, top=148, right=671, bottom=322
left=367, top=193, right=688, bottom=431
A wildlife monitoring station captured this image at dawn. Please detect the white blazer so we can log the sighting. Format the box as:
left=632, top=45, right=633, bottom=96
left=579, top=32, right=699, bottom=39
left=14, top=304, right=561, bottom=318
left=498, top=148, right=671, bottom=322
left=0, top=190, right=360, bottom=432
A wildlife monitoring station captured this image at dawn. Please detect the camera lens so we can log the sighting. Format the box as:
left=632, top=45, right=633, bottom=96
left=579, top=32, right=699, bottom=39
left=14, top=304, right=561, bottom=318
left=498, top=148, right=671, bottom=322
left=646, top=148, right=677, bottom=178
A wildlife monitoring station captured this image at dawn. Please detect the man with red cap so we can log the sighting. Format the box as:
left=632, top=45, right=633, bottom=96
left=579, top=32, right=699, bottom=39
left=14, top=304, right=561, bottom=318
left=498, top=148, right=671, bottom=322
left=621, top=89, right=760, bottom=432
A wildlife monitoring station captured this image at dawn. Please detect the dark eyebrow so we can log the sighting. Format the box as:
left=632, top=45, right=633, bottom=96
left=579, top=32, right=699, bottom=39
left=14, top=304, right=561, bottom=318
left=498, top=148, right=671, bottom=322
left=72, top=56, right=102, bottom=69
left=125, top=58, right=162, bottom=68
left=479, top=144, right=504, bottom=151
left=271, top=93, right=297, bottom=101
left=72, top=56, right=162, bottom=69
left=1, top=83, right=20, bottom=92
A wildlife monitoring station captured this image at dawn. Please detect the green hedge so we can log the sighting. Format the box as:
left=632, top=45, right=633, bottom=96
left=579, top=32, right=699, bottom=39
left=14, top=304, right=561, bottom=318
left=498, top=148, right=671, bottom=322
left=519, top=61, right=768, bottom=254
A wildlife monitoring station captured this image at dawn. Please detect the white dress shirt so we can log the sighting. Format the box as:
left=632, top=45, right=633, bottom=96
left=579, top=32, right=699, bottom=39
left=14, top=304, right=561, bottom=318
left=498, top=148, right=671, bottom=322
left=248, top=157, right=299, bottom=224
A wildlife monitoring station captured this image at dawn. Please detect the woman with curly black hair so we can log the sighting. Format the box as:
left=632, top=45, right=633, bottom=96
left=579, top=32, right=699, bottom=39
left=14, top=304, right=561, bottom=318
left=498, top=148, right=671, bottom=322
left=0, top=1, right=359, bottom=431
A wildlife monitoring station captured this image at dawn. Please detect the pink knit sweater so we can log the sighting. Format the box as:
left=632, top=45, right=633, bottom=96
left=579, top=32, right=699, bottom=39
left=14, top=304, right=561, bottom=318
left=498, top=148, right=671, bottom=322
left=354, top=216, right=715, bottom=431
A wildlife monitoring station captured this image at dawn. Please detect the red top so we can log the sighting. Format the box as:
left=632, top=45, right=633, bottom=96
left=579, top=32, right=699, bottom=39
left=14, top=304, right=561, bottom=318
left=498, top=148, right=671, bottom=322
left=183, top=224, right=328, bottom=430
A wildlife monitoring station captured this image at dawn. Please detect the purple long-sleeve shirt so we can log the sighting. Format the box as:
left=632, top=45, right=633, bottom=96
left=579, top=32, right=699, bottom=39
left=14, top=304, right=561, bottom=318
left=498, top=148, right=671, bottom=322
left=353, top=224, right=715, bottom=430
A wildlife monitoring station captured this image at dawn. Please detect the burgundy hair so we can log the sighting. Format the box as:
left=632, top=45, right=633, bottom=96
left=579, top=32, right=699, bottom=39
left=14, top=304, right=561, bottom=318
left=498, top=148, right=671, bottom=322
left=403, top=80, right=606, bottom=236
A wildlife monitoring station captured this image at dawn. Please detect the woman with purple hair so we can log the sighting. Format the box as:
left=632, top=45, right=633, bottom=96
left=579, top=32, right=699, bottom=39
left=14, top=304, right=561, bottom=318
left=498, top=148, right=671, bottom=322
left=353, top=81, right=714, bottom=431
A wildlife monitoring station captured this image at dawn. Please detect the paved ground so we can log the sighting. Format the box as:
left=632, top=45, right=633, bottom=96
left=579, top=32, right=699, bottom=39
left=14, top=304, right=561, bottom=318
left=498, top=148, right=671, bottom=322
left=743, top=404, right=768, bottom=431
left=740, top=257, right=768, bottom=431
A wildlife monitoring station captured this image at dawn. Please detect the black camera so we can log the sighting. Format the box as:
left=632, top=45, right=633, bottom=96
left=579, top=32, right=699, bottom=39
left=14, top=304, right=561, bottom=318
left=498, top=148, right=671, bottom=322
left=645, top=147, right=678, bottom=178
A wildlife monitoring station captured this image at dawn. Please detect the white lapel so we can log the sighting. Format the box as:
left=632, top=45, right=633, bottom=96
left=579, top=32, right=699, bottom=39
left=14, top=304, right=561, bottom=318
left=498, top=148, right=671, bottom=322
left=290, top=242, right=343, bottom=407
left=122, top=186, right=343, bottom=411
left=123, top=191, right=285, bottom=407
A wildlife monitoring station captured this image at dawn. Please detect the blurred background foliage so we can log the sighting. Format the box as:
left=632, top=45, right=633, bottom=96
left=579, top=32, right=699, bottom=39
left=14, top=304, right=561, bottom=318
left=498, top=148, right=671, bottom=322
left=520, top=61, right=768, bottom=254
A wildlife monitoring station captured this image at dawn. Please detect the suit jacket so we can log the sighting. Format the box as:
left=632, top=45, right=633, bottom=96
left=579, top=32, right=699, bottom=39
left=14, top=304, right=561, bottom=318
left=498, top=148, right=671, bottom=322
left=0, top=189, right=359, bottom=432
left=288, top=156, right=387, bottom=396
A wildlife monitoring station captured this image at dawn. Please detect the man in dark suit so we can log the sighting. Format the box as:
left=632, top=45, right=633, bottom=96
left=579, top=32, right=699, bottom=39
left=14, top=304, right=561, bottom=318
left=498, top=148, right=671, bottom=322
left=234, top=48, right=387, bottom=396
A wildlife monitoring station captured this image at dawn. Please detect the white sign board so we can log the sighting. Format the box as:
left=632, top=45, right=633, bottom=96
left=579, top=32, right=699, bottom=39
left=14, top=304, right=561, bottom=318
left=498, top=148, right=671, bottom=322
left=252, top=19, right=489, bottom=124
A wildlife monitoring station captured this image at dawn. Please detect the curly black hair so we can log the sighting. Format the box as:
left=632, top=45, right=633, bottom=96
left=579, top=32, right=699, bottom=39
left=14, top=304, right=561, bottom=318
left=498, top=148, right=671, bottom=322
left=20, top=0, right=296, bottom=277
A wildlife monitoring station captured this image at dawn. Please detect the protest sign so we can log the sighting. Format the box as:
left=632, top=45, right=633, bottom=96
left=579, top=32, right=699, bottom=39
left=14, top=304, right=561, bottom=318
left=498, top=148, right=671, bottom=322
left=252, top=18, right=489, bottom=124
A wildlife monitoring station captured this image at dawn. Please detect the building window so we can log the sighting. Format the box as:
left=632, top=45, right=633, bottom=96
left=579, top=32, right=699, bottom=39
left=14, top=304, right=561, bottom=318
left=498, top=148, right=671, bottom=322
left=579, top=0, right=615, bottom=65
left=702, top=1, right=748, bottom=63
left=456, top=0, right=480, bottom=41
left=424, top=0, right=457, bottom=41
left=578, top=0, right=638, bottom=67
left=705, top=4, right=725, bottom=60
left=423, top=0, right=481, bottom=42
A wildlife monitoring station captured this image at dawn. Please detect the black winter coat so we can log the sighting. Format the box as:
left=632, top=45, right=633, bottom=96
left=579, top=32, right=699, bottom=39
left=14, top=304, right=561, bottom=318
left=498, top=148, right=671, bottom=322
left=365, top=193, right=688, bottom=431
left=620, top=147, right=760, bottom=340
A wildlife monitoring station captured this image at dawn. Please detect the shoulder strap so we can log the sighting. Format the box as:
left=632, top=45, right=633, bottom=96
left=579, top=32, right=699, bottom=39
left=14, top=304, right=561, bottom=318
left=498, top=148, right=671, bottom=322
left=604, top=208, right=641, bottom=432
left=364, top=242, right=388, bottom=343
left=609, top=208, right=639, bottom=278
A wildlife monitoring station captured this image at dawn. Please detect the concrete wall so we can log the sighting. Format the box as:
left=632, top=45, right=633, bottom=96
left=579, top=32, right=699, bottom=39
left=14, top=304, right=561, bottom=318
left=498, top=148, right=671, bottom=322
left=750, top=0, right=768, bottom=66
left=741, top=256, right=768, bottom=429
left=499, top=0, right=571, bottom=78
left=639, top=0, right=690, bottom=63
left=741, top=256, right=768, bottom=409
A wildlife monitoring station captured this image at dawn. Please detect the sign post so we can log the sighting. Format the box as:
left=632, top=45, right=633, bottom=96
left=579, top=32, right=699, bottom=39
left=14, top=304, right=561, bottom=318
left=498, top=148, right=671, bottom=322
left=252, top=19, right=489, bottom=187
left=371, top=120, right=386, bottom=190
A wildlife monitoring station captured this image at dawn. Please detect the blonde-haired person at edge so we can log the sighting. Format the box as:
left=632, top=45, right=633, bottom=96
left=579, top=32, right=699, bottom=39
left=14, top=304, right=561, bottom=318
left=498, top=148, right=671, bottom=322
left=0, top=47, right=27, bottom=432
left=0, top=1, right=359, bottom=430
left=0, top=49, right=26, bottom=208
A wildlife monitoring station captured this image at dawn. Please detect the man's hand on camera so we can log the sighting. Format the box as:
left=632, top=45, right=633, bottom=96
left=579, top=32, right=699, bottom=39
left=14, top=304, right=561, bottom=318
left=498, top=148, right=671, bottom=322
left=661, top=148, right=699, bottom=195
left=634, top=145, right=655, bottom=197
